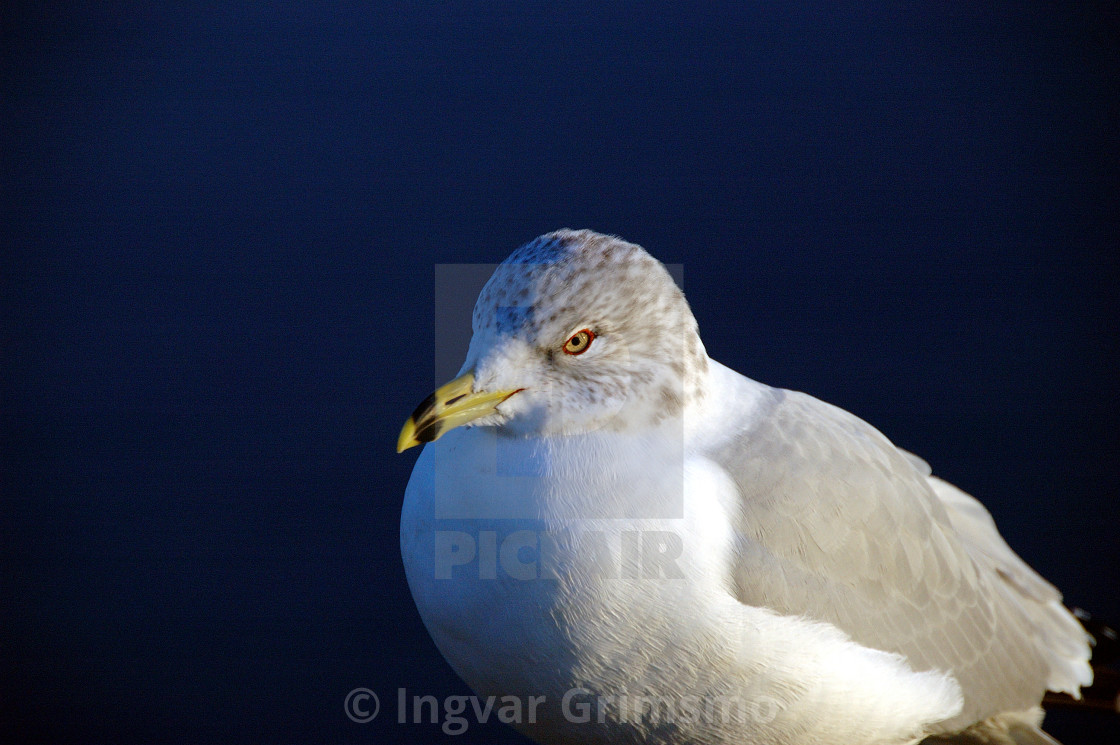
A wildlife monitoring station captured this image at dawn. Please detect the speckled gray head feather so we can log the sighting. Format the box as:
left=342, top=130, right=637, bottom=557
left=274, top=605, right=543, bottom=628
left=470, top=229, right=708, bottom=432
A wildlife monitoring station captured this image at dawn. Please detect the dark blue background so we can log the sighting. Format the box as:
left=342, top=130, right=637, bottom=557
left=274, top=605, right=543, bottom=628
left=3, top=2, right=1117, bottom=743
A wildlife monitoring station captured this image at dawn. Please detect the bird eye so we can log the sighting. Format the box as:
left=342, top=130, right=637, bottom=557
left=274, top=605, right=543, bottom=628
left=563, top=329, right=595, bottom=355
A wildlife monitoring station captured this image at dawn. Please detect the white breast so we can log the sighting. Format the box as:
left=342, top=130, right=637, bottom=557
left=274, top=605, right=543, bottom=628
left=400, top=415, right=962, bottom=745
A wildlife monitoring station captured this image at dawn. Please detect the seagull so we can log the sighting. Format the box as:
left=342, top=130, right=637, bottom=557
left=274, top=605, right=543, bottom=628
left=397, top=229, right=1092, bottom=744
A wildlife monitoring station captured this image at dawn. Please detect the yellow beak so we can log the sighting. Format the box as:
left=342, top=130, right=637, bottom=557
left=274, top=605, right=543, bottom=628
left=396, top=371, right=523, bottom=452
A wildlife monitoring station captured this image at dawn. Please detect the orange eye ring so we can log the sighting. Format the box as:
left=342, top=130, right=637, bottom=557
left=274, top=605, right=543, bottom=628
left=563, top=329, right=595, bottom=355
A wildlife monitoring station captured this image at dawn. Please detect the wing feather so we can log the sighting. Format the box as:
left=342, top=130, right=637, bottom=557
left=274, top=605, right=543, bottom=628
left=708, top=385, right=1087, bottom=731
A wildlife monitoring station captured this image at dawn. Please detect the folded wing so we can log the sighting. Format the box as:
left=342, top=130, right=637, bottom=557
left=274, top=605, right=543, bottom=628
left=708, top=386, right=1091, bottom=733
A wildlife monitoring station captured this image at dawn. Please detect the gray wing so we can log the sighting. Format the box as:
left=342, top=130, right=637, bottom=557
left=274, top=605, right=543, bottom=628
left=710, top=386, right=1090, bottom=731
